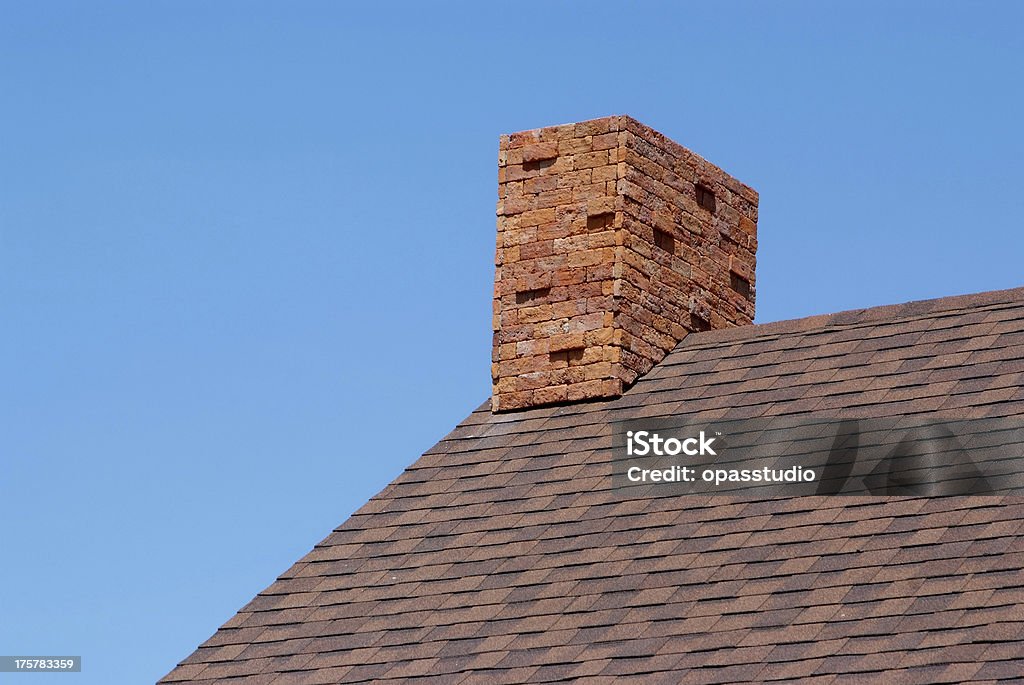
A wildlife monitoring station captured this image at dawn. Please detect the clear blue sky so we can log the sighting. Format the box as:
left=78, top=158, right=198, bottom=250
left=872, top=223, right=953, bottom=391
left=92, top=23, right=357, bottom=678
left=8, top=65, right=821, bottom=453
left=2, top=2, right=1022, bottom=683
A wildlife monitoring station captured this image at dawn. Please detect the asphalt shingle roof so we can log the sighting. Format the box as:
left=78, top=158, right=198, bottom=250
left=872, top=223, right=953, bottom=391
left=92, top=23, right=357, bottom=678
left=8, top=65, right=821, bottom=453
left=162, top=285, right=1024, bottom=684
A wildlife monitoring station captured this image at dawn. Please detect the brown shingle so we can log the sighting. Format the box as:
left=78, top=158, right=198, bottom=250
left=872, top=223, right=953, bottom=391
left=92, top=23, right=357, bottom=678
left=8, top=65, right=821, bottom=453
left=162, top=285, right=1024, bottom=684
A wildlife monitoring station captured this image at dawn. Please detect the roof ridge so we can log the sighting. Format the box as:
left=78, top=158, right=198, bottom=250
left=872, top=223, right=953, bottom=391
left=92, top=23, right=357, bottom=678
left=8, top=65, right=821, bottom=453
left=677, top=284, right=1024, bottom=349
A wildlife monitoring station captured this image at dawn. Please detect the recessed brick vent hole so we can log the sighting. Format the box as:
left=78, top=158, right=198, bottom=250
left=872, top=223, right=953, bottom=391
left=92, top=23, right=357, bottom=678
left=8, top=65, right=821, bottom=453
left=653, top=228, right=675, bottom=253
left=586, top=212, right=615, bottom=231
left=523, top=158, right=555, bottom=172
left=691, top=314, right=712, bottom=332
left=730, top=272, right=751, bottom=298
left=696, top=184, right=716, bottom=213
left=516, top=287, right=551, bottom=305
left=550, top=347, right=586, bottom=365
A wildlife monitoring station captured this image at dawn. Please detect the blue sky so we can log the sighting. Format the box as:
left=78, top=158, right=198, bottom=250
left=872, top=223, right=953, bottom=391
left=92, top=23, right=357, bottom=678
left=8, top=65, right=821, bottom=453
left=1, top=2, right=1022, bottom=683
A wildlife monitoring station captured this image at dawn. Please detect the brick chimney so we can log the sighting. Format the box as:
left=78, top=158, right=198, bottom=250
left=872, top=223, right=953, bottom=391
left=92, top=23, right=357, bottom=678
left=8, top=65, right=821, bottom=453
left=492, top=115, right=758, bottom=412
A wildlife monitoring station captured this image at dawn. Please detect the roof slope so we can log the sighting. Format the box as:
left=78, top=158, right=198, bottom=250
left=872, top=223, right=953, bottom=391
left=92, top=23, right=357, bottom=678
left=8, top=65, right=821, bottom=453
left=163, top=286, right=1024, bottom=684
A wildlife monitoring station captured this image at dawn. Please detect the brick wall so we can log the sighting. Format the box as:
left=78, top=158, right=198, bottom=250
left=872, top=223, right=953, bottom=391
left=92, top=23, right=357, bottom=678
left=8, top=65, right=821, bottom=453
left=493, top=115, right=758, bottom=412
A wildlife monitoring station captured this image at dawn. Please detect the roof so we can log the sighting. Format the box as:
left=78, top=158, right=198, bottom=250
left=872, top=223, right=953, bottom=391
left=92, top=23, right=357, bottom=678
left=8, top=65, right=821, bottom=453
left=162, top=286, right=1024, bottom=684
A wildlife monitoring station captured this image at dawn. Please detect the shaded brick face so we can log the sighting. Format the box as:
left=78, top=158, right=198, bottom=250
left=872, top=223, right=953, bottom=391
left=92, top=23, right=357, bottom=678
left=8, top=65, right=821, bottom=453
left=493, top=115, right=758, bottom=412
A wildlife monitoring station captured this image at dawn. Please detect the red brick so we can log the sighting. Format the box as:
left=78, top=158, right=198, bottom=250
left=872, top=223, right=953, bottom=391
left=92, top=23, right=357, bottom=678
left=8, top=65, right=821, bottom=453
left=492, top=115, right=758, bottom=411
left=523, top=142, right=559, bottom=163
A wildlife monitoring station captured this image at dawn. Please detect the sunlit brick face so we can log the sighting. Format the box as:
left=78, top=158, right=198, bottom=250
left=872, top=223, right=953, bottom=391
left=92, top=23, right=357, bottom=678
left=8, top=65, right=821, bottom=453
left=492, top=115, right=758, bottom=412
